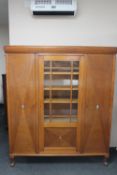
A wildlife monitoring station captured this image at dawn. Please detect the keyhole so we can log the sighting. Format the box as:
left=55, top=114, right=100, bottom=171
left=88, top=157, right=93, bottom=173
left=59, top=136, right=62, bottom=140
left=21, top=105, right=25, bottom=109
left=96, top=104, right=100, bottom=110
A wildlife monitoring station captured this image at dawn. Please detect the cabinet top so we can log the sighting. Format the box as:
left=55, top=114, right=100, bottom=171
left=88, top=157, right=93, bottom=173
left=4, top=46, right=117, bottom=54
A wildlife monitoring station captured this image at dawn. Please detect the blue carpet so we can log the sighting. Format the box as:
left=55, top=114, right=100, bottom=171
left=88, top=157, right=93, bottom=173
left=0, top=106, right=117, bottom=175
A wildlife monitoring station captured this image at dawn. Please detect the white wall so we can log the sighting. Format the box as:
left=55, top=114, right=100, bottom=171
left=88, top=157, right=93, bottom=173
left=0, top=26, right=9, bottom=103
left=9, top=0, right=117, bottom=46
left=8, top=0, right=117, bottom=146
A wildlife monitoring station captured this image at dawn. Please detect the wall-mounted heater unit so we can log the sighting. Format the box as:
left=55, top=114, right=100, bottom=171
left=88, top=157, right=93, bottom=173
left=31, top=0, right=77, bottom=16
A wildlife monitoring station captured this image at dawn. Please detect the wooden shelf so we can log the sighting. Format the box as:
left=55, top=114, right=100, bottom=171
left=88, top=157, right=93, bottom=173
left=44, top=115, right=77, bottom=118
left=44, top=121, right=78, bottom=127
left=44, top=98, right=78, bottom=104
left=44, top=86, right=78, bottom=91
left=44, top=118, right=78, bottom=123
left=45, top=67, right=79, bottom=70
left=44, top=72, right=79, bottom=75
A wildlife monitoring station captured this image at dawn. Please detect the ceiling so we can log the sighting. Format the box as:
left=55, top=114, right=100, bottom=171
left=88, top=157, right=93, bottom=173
left=0, top=0, right=8, bottom=26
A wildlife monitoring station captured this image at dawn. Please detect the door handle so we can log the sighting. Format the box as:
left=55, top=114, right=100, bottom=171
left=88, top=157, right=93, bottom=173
left=96, top=104, right=100, bottom=110
left=21, top=104, right=25, bottom=109
left=59, top=136, right=62, bottom=140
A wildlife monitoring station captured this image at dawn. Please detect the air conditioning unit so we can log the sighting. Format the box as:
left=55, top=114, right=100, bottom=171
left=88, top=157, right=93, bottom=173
left=31, top=0, right=77, bottom=16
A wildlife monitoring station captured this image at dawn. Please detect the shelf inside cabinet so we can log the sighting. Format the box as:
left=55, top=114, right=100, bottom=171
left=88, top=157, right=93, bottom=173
left=44, top=117, right=78, bottom=123
left=44, top=72, right=79, bottom=75
left=44, top=86, right=78, bottom=91
left=44, top=66, right=79, bottom=70
left=44, top=115, right=77, bottom=118
left=44, top=98, right=78, bottom=104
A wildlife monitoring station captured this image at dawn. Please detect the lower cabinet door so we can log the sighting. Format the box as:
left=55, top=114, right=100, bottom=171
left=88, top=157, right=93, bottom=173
left=80, top=54, right=115, bottom=155
left=7, top=54, right=38, bottom=155
left=43, top=127, right=78, bottom=155
left=45, top=128, right=76, bottom=148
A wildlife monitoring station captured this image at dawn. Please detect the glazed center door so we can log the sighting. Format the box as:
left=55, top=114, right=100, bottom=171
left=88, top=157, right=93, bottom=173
left=38, top=55, right=84, bottom=155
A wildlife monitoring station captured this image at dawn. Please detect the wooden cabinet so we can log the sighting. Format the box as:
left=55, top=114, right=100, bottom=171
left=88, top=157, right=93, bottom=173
left=4, top=46, right=117, bottom=165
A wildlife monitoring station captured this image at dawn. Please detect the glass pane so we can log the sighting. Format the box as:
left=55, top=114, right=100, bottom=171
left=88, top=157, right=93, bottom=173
left=73, top=61, right=79, bottom=72
left=52, top=75, right=71, bottom=87
left=72, top=104, right=78, bottom=115
left=52, top=104, right=70, bottom=115
left=44, top=60, right=80, bottom=123
left=72, top=75, right=79, bottom=87
left=44, top=104, right=49, bottom=116
left=52, top=61, right=71, bottom=72
left=72, top=90, right=78, bottom=99
left=44, top=74, right=50, bottom=87
left=52, top=90, right=70, bottom=99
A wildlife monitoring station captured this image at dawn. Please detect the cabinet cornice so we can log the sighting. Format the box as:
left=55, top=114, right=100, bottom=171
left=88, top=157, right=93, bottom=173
left=4, top=46, right=117, bottom=54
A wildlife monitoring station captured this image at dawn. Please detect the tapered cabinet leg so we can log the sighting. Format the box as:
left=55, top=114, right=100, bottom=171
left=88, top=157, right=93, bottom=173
left=10, top=156, right=15, bottom=167
left=103, top=156, right=109, bottom=166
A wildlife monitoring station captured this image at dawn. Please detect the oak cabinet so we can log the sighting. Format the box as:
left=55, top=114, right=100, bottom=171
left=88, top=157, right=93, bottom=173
left=5, top=46, right=117, bottom=165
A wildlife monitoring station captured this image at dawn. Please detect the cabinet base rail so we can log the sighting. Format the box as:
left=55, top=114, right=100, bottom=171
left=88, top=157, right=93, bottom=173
left=9, top=154, right=110, bottom=167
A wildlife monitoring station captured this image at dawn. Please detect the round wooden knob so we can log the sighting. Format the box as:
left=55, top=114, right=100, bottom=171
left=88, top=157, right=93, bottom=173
left=96, top=104, right=100, bottom=110
left=59, top=136, right=62, bottom=140
left=21, top=105, right=25, bottom=109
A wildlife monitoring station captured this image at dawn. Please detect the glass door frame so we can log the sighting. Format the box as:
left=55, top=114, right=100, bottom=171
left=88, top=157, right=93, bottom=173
left=37, top=54, right=85, bottom=154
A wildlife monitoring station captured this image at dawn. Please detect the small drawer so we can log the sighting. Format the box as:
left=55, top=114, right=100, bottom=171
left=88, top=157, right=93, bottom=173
left=44, top=128, right=76, bottom=147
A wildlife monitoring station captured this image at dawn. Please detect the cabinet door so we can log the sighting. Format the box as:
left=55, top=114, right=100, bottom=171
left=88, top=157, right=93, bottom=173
left=80, top=54, right=115, bottom=155
left=38, top=55, right=85, bottom=155
left=6, top=54, right=38, bottom=155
